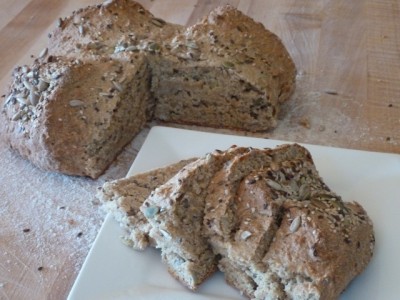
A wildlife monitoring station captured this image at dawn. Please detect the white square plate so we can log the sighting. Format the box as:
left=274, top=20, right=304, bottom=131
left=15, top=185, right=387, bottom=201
left=68, top=126, right=400, bottom=300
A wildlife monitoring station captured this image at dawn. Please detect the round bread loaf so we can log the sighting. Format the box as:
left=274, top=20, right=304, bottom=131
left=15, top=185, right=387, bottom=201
left=1, top=0, right=296, bottom=178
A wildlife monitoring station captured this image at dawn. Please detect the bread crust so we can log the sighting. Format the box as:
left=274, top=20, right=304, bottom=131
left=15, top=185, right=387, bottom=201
left=101, top=143, right=374, bottom=298
left=1, top=0, right=296, bottom=178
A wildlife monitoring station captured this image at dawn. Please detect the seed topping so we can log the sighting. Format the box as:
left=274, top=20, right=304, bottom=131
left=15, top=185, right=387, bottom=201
left=69, top=99, right=85, bottom=107
left=289, top=216, right=301, bottom=233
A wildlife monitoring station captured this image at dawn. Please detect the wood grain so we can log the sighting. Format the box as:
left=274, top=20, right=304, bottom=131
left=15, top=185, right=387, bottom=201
left=0, top=0, right=399, bottom=299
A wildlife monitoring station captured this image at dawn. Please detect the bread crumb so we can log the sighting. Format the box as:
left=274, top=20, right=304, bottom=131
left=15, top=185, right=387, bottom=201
left=299, top=117, right=311, bottom=129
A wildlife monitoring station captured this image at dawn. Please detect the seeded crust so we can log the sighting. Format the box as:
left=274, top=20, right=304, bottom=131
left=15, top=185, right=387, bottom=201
left=1, top=0, right=296, bottom=178
left=99, top=158, right=196, bottom=250
left=204, top=144, right=312, bottom=247
left=209, top=148, right=374, bottom=299
left=106, top=144, right=374, bottom=298
left=1, top=53, right=152, bottom=178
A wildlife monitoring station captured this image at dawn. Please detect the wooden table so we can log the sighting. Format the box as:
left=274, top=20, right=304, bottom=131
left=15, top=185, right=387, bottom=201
left=0, top=0, right=399, bottom=299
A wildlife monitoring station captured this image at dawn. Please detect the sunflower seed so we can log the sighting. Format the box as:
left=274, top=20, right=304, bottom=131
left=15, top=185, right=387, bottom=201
left=4, top=94, right=14, bottom=106
left=125, top=45, right=138, bottom=52
left=69, top=99, right=84, bottom=107
left=78, top=25, right=84, bottom=36
left=99, top=92, right=112, bottom=98
left=266, top=179, right=282, bottom=191
left=159, top=229, right=171, bottom=240
left=38, top=47, right=48, bottom=59
left=12, top=110, right=24, bottom=121
left=112, top=80, right=123, bottom=92
left=22, top=80, right=33, bottom=90
left=289, top=216, right=301, bottom=233
left=298, top=184, right=311, bottom=200
left=15, top=96, right=29, bottom=105
left=102, top=0, right=113, bottom=6
left=151, top=18, right=165, bottom=27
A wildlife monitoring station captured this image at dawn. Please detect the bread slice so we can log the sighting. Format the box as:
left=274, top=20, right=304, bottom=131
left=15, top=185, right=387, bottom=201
left=206, top=145, right=374, bottom=299
left=99, top=158, right=196, bottom=250
left=101, top=143, right=374, bottom=299
left=140, top=146, right=250, bottom=290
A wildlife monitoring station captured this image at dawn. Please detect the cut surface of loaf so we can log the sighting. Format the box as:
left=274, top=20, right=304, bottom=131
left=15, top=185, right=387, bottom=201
left=140, top=146, right=250, bottom=290
left=1, top=0, right=296, bottom=178
left=99, top=158, right=196, bottom=250
left=101, top=143, right=374, bottom=299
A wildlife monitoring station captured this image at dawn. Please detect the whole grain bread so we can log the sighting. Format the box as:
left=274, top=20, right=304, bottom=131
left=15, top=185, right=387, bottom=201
left=99, top=158, right=196, bottom=250
left=211, top=148, right=374, bottom=299
left=140, top=146, right=250, bottom=290
left=1, top=0, right=296, bottom=178
left=101, top=143, right=374, bottom=299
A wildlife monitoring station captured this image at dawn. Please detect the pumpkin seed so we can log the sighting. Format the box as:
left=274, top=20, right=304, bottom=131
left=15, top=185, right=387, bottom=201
left=37, top=79, right=49, bottom=92
left=29, top=91, right=39, bottom=106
